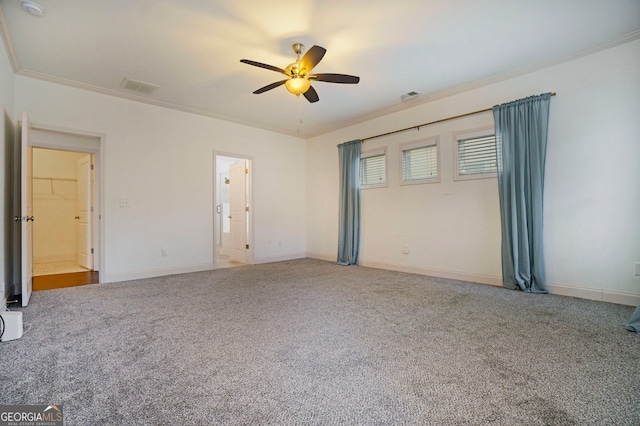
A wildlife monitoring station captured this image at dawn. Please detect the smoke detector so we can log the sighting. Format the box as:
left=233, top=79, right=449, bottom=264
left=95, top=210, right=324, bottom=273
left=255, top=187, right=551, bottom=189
left=21, top=1, right=44, bottom=17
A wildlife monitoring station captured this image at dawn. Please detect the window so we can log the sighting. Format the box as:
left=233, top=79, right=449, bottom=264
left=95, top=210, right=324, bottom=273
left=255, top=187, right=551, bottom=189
left=360, top=148, right=387, bottom=188
left=400, top=137, right=439, bottom=185
left=455, top=129, right=497, bottom=180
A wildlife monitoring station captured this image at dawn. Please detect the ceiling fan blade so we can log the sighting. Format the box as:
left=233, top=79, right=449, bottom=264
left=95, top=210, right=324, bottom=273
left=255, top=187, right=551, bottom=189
left=240, top=59, right=288, bottom=76
left=303, top=86, right=319, bottom=103
left=253, top=80, right=288, bottom=94
left=299, top=45, right=326, bottom=74
left=310, top=73, right=360, bottom=84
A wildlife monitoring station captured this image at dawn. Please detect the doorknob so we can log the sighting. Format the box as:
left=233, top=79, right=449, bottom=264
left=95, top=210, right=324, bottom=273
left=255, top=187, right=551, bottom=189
left=25, top=216, right=34, bottom=222
left=228, top=216, right=232, bottom=219
left=75, top=216, right=80, bottom=220
left=14, top=216, right=20, bottom=222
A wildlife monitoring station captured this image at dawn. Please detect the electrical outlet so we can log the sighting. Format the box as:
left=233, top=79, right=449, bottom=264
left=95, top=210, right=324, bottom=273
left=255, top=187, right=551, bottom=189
left=161, top=248, right=168, bottom=257
left=119, top=198, right=130, bottom=207
left=635, top=262, right=640, bottom=276
left=402, top=245, right=409, bottom=254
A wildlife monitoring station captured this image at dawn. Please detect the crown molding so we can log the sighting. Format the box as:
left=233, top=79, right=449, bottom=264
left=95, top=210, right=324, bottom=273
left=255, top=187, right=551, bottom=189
left=306, top=30, right=640, bottom=138
left=2, top=0, right=638, bottom=142
left=16, top=68, right=307, bottom=138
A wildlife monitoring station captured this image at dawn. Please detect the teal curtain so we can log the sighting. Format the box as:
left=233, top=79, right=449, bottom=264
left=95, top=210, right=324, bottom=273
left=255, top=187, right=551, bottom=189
left=493, top=93, right=551, bottom=293
left=337, top=140, right=361, bottom=265
left=626, top=305, right=640, bottom=334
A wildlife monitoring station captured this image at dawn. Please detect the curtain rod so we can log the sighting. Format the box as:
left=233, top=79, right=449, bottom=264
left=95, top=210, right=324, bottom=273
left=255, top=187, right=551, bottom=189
left=361, top=92, right=556, bottom=142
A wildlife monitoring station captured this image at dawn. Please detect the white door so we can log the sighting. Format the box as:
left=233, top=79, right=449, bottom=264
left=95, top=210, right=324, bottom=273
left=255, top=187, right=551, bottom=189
left=229, top=161, right=247, bottom=264
left=20, top=111, right=33, bottom=307
left=77, top=155, right=93, bottom=269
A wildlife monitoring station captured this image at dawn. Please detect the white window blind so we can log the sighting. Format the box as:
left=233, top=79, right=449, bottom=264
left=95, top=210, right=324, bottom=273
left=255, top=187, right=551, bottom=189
left=402, top=144, right=438, bottom=182
left=360, top=153, right=386, bottom=187
left=457, top=135, right=497, bottom=177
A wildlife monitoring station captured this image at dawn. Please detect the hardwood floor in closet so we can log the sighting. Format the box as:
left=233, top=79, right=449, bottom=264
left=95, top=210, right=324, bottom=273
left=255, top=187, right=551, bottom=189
left=33, top=271, right=99, bottom=291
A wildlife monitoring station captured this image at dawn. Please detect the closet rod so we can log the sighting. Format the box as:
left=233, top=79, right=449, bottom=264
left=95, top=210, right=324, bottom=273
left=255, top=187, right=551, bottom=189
left=361, top=92, right=556, bottom=142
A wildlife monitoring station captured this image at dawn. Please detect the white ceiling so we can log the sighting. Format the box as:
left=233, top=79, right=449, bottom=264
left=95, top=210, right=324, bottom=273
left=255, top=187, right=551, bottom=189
left=1, top=0, right=639, bottom=138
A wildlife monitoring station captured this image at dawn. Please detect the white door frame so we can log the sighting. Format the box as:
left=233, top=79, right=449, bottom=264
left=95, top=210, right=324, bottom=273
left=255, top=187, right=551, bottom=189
left=213, top=151, right=254, bottom=267
left=28, top=123, right=105, bottom=279
left=76, top=154, right=94, bottom=269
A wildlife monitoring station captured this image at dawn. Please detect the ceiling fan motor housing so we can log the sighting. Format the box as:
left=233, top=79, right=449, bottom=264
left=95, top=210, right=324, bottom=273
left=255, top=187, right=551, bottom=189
left=292, top=43, right=305, bottom=56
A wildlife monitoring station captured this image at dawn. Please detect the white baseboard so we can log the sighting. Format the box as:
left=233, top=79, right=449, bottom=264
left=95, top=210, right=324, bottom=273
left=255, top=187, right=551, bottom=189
left=34, top=253, right=76, bottom=263
left=101, top=263, right=215, bottom=283
left=306, top=252, right=336, bottom=263
left=98, top=255, right=640, bottom=306
left=306, top=253, right=502, bottom=287
left=358, top=259, right=503, bottom=287
left=254, top=252, right=307, bottom=265
left=546, top=283, right=640, bottom=306
left=306, top=254, right=640, bottom=306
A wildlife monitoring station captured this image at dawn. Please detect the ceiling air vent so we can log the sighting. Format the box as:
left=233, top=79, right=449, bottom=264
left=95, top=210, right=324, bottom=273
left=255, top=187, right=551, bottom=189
left=400, top=91, right=420, bottom=102
left=120, top=77, right=159, bottom=95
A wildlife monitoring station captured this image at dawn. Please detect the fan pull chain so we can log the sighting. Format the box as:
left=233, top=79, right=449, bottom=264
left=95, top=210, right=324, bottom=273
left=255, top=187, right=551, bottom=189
left=297, top=94, right=303, bottom=133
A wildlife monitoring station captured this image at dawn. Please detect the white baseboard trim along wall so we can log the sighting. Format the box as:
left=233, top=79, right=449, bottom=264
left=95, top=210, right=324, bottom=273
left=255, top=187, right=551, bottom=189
left=254, top=253, right=307, bottom=265
left=306, top=253, right=335, bottom=263
left=100, top=255, right=639, bottom=306
left=545, top=283, right=640, bottom=307
left=306, top=253, right=503, bottom=287
left=101, top=263, right=215, bottom=283
left=359, top=259, right=503, bottom=287
left=33, top=254, right=77, bottom=263
left=307, top=254, right=639, bottom=306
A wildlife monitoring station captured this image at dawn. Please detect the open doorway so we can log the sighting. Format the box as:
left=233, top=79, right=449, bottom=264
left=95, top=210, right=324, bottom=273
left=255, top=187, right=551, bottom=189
left=32, top=148, right=95, bottom=277
left=214, top=153, right=253, bottom=269
left=27, top=127, right=102, bottom=291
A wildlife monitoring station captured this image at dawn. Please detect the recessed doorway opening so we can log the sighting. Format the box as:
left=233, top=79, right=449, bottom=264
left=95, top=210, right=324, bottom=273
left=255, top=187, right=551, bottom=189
left=28, top=126, right=103, bottom=291
left=214, top=153, right=253, bottom=269
left=32, top=148, right=94, bottom=277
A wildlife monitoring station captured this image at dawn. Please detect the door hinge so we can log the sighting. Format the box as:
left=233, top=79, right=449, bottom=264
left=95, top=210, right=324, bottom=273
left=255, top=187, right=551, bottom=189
left=91, top=206, right=94, bottom=212
left=91, top=248, right=94, bottom=254
left=245, top=169, right=249, bottom=174
left=246, top=244, right=249, bottom=249
left=91, top=164, right=94, bottom=170
left=245, top=206, right=249, bottom=212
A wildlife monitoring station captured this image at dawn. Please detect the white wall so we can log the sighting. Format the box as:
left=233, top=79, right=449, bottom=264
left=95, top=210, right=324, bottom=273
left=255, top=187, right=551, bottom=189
left=7, top=37, right=640, bottom=305
left=0, top=34, right=15, bottom=306
left=307, top=39, right=640, bottom=305
left=15, top=76, right=307, bottom=282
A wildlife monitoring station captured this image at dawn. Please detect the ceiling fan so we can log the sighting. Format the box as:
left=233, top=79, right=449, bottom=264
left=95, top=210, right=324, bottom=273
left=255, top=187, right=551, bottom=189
left=240, top=43, right=360, bottom=103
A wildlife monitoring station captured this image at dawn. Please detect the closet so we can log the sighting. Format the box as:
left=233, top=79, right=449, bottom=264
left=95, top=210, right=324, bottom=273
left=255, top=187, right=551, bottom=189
left=32, top=148, right=92, bottom=276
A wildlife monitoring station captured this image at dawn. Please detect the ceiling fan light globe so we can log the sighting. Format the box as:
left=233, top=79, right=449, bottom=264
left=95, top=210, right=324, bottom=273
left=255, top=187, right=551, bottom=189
left=285, top=77, right=311, bottom=95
